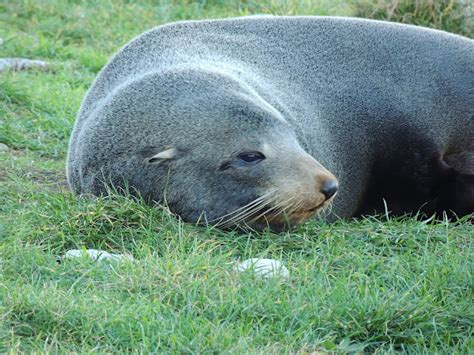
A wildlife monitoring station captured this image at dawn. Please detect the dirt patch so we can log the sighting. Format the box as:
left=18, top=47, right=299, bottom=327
left=1, top=148, right=69, bottom=190
left=25, top=168, right=69, bottom=191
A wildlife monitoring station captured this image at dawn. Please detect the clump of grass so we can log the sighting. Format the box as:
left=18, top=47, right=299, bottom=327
left=353, top=0, right=474, bottom=37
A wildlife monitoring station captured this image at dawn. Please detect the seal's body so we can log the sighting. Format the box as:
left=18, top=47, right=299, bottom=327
left=67, top=17, right=474, bottom=230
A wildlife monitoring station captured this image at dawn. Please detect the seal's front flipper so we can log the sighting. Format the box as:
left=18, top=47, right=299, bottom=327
left=434, top=152, right=474, bottom=218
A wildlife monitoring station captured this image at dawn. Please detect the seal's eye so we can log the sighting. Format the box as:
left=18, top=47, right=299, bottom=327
left=237, top=151, right=266, bottom=164
left=219, top=151, right=266, bottom=171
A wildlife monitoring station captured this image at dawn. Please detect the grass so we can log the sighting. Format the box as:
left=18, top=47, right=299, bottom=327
left=353, top=0, right=473, bottom=37
left=1, top=0, right=473, bottom=352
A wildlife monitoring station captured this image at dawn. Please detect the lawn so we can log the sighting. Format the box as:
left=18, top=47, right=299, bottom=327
left=1, top=0, right=473, bottom=352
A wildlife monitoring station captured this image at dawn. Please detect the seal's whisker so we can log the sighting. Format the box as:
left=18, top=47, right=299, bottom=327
left=223, top=204, right=270, bottom=228
left=218, top=200, right=269, bottom=228
left=220, top=193, right=281, bottom=228
left=212, top=199, right=264, bottom=225
left=316, top=200, right=331, bottom=220
left=288, top=198, right=304, bottom=214
left=211, top=191, right=273, bottom=225
left=247, top=196, right=296, bottom=225
left=269, top=197, right=299, bottom=220
left=215, top=191, right=278, bottom=228
left=262, top=199, right=298, bottom=225
left=322, top=200, right=334, bottom=217
left=221, top=194, right=277, bottom=225
left=277, top=197, right=306, bottom=222
left=221, top=192, right=283, bottom=228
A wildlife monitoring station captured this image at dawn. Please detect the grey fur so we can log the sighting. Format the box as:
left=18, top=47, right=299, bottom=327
left=67, top=16, right=474, bottom=227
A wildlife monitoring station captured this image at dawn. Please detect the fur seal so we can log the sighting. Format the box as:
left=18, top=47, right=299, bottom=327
left=67, top=16, right=474, bottom=230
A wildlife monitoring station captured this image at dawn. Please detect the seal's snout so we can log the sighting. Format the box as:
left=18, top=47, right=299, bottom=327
left=321, top=179, right=338, bottom=200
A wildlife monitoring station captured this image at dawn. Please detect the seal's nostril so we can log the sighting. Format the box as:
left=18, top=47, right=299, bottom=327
left=321, top=180, right=338, bottom=199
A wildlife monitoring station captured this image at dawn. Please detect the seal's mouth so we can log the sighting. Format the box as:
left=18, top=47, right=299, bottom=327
left=244, top=200, right=332, bottom=232
left=211, top=189, right=335, bottom=232
left=306, top=201, right=326, bottom=213
left=305, top=191, right=337, bottom=213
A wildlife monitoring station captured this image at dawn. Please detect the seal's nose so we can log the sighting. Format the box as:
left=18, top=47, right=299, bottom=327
left=321, top=179, right=338, bottom=200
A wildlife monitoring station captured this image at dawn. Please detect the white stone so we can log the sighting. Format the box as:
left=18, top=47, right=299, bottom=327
left=235, top=258, right=289, bottom=279
left=0, top=58, right=48, bottom=72
left=64, top=249, right=134, bottom=262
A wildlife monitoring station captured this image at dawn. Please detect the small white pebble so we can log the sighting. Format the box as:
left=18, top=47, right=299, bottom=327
left=235, top=258, right=289, bottom=279
left=0, top=143, right=9, bottom=152
left=64, top=249, right=134, bottom=262
left=0, top=58, right=48, bottom=72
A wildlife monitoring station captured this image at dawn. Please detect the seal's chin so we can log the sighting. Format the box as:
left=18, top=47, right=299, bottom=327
left=210, top=188, right=336, bottom=232
left=243, top=201, right=330, bottom=232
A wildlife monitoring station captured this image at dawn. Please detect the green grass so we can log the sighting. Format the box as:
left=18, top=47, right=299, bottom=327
left=353, top=0, right=473, bottom=37
left=1, top=0, right=473, bottom=352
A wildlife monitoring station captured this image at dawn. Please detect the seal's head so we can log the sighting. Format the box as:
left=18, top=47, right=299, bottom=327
left=128, top=67, right=338, bottom=231
left=72, top=67, right=338, bottom=232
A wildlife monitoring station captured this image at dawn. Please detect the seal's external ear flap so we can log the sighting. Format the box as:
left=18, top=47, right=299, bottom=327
left=147, top=148, right=178, bottom=163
